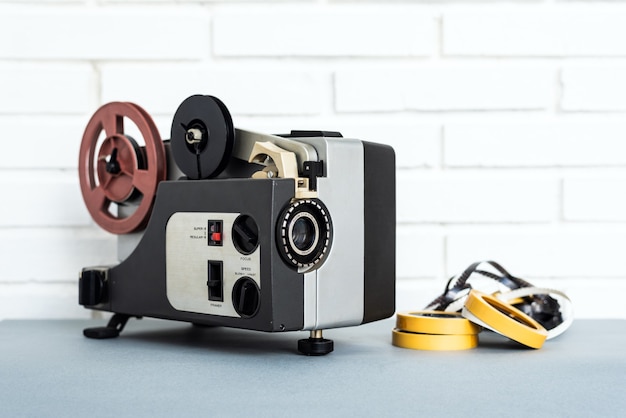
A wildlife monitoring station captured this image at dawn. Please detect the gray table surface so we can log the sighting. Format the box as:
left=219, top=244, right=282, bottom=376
left=1, top=318, right=624, bottom=417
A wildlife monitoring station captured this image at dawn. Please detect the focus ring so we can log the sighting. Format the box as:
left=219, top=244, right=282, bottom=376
left=276, top=198, right=332, bottom=271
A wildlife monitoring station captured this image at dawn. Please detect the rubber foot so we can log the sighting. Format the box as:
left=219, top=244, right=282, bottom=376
left=297, top=338, right=334, bottom=356
left=83, top=313, right=132, bottom=339
left=191, top=323, right=218, bottom=328
left=83, top=326, right=121, bottom=339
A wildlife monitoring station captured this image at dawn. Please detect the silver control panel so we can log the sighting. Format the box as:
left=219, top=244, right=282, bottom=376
left=166, top=212, right=261, bottom=317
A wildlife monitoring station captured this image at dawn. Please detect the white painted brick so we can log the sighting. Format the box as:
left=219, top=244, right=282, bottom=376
left=0, top=6, right=210, bottom=60
left=444, top=11, right=626, bottom=57
left=447, top=227, right=626, bottom=278
left=0, top=171, right=91, bottom=227
left=101, top=0, right=181, bottom=2
left=0, top=1, right=81, bottom=3
left=0, top=227, right=116, bottom=282
left=102, top=0, right=279, bottom=2
left=101, top=65, right=325, bottom=116
left=0, top=283, right=90, bottom=320
left=335, top=67, right=552, bottom=112
left=445, top=124, right=626, bottom=167
left=396, top=278, right=450, bottom=313
left=397, top=171, right=558, bottom=223
left=562, top=67, right=626, bottom=111
left=563, top=178, right=626, bottom=221
left=0, top=64, right=94, bottom=114
left=396, top=228, right=443, bottom=279
left=0, top=117, right=85, bottom=169
left=214, top=7, right=434, bottom=57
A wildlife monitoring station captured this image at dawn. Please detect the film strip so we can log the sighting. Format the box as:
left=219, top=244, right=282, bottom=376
left=393, top=261, right=573, bottom=351
left=495, top=287, right=573, bottom=340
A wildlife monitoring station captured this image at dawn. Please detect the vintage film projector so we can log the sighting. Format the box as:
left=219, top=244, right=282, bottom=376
left=78, top=95, right=395, bottom=355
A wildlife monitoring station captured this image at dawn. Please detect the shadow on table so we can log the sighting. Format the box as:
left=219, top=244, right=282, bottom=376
left=101, top=319, right=319, bottom=356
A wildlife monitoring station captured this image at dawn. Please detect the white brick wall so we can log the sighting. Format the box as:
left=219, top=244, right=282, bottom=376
left=1, top=0, right=626, bottom=320
left=0, top=63, right=95, bottom=113
left=335, top=66, right=553, bottom=112
left=444, top=10, right=626, bottom=57
left=445, top=124, right=626, bottom=167
left=562, top=66, right=626, bottom=111
left=213, top=7, right=435, bottom=57
left=100, top=65, right=326, bottom=115
left=0, top=6, right=211, bottom=60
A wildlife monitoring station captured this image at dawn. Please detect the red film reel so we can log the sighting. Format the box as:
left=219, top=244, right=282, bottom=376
left=79, top=102, right=166, bottom=234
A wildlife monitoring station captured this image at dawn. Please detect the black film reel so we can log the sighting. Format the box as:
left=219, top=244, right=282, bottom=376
left=170, top=95, right=235, bottom=179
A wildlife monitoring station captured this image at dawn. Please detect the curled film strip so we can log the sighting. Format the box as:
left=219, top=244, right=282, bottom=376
left=424, top=261, right=572, bottom=337
left=495, top=287, right=573, bottom=340
left=393, top=261, right=573, bottom=350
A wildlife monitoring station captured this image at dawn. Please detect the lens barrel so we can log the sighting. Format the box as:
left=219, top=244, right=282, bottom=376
left=276, top=199, right=332, bottom=271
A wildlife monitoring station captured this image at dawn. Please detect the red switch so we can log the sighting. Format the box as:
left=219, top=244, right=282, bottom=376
left=208, top=220, right=223, bottom=246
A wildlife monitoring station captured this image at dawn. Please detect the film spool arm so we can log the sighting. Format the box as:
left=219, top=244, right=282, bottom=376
left=248, top=142, right=299, bottom=179
left=241, top=131, right=321, bottom=199
left=233, top=129, right=318, bottom=166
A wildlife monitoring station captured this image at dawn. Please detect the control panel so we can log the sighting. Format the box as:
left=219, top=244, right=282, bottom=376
left=166, top=212, right=261, bottom=318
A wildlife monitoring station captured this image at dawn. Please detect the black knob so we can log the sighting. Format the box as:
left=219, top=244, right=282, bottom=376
left=232, top=277, right=260, bottom=318
left=232, top=215, right=259, bottom=255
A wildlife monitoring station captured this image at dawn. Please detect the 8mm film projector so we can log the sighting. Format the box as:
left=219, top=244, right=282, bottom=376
left=78, top=95, right=396, bottom=355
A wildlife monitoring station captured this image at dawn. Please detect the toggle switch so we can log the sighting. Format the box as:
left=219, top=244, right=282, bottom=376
left=207, top=260, right=223, bottom=302
left=208, top=220, right=223, bottom=246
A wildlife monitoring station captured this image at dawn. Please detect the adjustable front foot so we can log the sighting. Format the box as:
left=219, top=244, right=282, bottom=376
left=297, top=330, right=334, bottom=356
left=83, top=313, right=135, bottom=339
